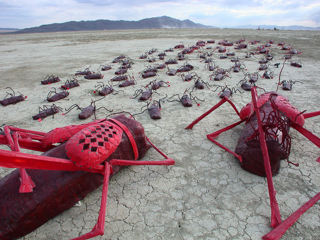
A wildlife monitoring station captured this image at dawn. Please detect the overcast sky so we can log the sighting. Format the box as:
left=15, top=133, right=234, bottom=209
left=1, top=0, right=320, bottom=29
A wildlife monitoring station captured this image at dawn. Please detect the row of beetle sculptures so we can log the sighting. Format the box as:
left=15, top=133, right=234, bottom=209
left=1, top=35, right=320, bottom=240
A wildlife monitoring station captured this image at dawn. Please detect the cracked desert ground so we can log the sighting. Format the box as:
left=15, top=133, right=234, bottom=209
left=1, top=28, right=320, bottom=239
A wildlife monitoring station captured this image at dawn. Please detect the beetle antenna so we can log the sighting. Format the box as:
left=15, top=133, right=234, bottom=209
left=276, top=59, right=287, bottom=92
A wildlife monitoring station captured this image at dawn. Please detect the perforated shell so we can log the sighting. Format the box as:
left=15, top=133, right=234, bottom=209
left=65, top=121, right=123, bottom=168
left=239, top=92, right=305, bottom=126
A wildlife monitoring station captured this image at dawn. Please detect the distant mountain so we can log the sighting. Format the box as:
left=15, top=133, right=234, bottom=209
left=236, top=24, right=320, bottom=31
left=0, top=28, right=20, bottom=33
left=0, top=28, right=20, bottom=30
left=15, top=16, right=213, bottom=34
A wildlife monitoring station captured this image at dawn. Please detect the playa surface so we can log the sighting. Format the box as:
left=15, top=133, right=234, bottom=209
left=1, top=28, right=320, bottom=239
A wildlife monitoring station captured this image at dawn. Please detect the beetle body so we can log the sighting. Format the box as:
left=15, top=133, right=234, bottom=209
left=75, top=68, right=92, bottom=76
left=101, top=65, right=112, bottom=71
left=290, top=62, right=302, bottom=68
left=32, top=105, right=60, bottom=120
left=148, top=103, right=162, bottom=119
left=166, top=68, right=177, bottom=76
left=181, top=95, right=193, bottom=107
left=84, top=73, right=104, bottom=79
left=47, top=91, right=69, bottom=102
left=115, top=68, right=127, bottom=75
left=119, top=79, right=136, bottom=88
left=111, top=75, right=128, bottom=82
left=77, top=105, right=95, bottom=119
left=99, top=86, right=114, bottom=96
left=140, top=90, right=152, bottom=101
left=41, top=75, right=60, bottom=85
left=61, top=80, right=79, bottom=90
left=142, top=72, right=157, bottom=79
left=239, top=80, right=253, bottom=91
left=0, top=95, right=25, bottom=106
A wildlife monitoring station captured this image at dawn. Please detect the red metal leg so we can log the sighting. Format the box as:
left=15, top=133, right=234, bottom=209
left=291, top=122, right=320, bottom=162
left=251, top=87, right=282, bottom=228
left=262, top=192, right=320, bottom=240
left=71, top=162, right=112, bottom=240
left=206, top=119, right=246, bottom=163
left=3, top=126, right=35, bottom=193
left=303, top=110, right=320, bottom=119
left=109, top=137, right=175, bottom=166
left=0, top=149, right=104, bottom=174
left=19, top=168, right=36, bottom=193
left=185, top=96, right=241, bottom=130
left=0, top=126, right=53, bottom=152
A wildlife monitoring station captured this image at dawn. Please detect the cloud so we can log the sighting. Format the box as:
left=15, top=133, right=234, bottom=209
left=0, top=0, right=319, bottom=28
left=75, top=0, right=114, bottom=6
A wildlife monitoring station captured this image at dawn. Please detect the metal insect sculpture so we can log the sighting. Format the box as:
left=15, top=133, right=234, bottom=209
left=134, top=95, right=167, bottom=120
left=213, top=84, right=242, bottom=98
left=115, top=67, right=128, bottom=75
left=139, top=52, right=148, bottom=59
left=262, top=70, right=275, bottom=79
left=186, top=86, right=320, bottom=239
left=100, top=64, right=112, bottom=71
left=46, top=87, right=69, bottom=102
left=290, top=61, right=302, bottom=68
left=118, top=75, right=136, bottom=88
left=64, top=97, right=112, bottom=119
left=280, top=80, right=303, bottom=90
left=75, top=67, right=92, bottom=76
left=140, top=67, right=158, bottom=79
left=245, top=72, right=260, bottom=83
left=238, top=79, right=255, bottom=91
left=41, top=75, right=61, bottom=85
left=167, top=88, right=204, bottom=107
left=94, top=82, right=122, bottom=96
left=209, top=68, right=231, bottom=81
left=32, top=104, right=62, bottom=120
left=179, top=72, right=199, bottom=82
left=177, top=62, right=196, bottom=72
left=61, top=79, right=80, bottom=90
left=84, top=72, right=104, bottom=80
left=132, top=87, right=158, bottom=101
left=232, top=61, right=246, bottom=73
left=0, top=87, right=27, bottom=106
left=111, top=74, right=129, bottom=82
left=0, top=114, right=175, bottom=240
left=147, top=79, right=170, bottom=90
left=193, top=77, right=211, bottom=90
left=166, top=67, right=177, bottom=76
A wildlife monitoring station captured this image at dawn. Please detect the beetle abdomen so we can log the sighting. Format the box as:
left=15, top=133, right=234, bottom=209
left=235, top=101, right=291, bottom=177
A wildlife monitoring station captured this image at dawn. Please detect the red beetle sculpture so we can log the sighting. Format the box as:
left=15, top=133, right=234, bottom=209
left=0, top=114, right=175, bottom=240
left=186, top=87, right=320, bottom=240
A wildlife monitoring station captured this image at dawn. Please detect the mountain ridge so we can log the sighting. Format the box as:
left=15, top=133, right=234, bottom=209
left=4, top=16, right=319, bottom=34
left=235, top=24, right=320, bottom=31
left=14, top=16, right=213, bottom=34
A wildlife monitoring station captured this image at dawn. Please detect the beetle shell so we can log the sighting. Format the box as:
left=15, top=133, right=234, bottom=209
left=240, top=92, right=305, bottom=126
left=149, top=104, right=161, bottom=119
left=79, top=105, right=95, bottom=119
left=181, top=95, right=192, bottom=107
left=0, top=95, right=25, bottom=106
left=140, top=90, right=152, bottom=101
left=240, top=82, right=252, bottom=91
left=47, top=92, right=69, bottom=102
left=235, top=101, right=290, bottom=177
left=84, top=73, right=103, bottom=79
left=99, top=87, right=114, bottom=96
left=32, top=107, right=60, bottom=120
left=194, top=80, right=204, bottom=89
left=66, top=121, right=123, bottom=168
left=119, top=80, right=135, bottom=87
